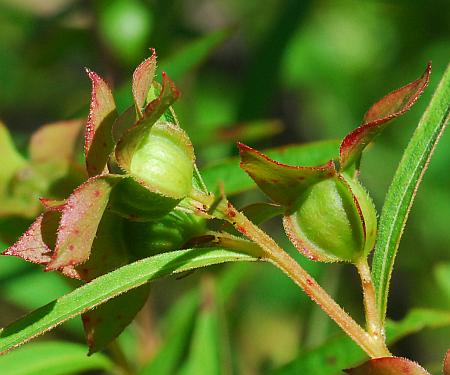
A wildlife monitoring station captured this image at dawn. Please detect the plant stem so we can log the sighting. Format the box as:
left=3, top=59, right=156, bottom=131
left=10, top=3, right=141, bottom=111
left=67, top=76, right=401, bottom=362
left=356, top=259, right=391, bottom=356
left=217, top=199, right=390, bottom=358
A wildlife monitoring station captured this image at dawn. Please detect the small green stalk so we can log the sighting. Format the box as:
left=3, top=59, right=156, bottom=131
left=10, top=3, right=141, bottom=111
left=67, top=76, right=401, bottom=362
left=215, top=198, right=390, bottom=358
left=355, top=259, right=391, bottom=356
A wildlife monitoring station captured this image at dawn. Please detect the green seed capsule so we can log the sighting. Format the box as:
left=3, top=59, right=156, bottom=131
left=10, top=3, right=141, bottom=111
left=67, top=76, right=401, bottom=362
left=110, top=121, right=195, bottom=221
left=124, top=209, right=206, bottom=259
left=283, top=174, right=377, bottom=263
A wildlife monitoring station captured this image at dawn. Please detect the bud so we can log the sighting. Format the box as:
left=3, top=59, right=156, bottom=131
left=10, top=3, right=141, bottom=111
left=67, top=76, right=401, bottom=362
left=238, top=64, right=430, bottom=263
left=283, top=174, right=377, bottom=262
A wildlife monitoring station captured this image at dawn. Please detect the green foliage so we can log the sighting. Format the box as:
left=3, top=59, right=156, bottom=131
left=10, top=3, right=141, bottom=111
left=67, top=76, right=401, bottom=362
left=1, top=2, right=449, bottom=373
left=0, top=341, right=113, bottom=375
left=372, top=64, right=450, bottom=324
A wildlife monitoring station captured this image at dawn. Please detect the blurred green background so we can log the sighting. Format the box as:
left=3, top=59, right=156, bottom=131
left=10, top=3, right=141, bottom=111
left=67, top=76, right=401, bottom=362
left=0, top=0, right=449, bottom=374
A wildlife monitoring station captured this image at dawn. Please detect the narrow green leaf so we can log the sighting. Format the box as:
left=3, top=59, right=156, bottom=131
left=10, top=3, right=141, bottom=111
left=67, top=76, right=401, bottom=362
left=0, top=247, right=259, bottom=354
left=201, top=140, right=339, bottom=195
left=139, top=263, right=252, bottom=375
left=0, top=341, right=113, bottom=375
left=138, top=291, right=199, bottom=375
left=372, top=64, right=450, bottom=324
left=0, top=122, right=26, bottom=191
left=269, top=308, right=450, bottom=375
left=161, top=28, right=232, bottom=82
left=182, top=278, right=226, bottom=375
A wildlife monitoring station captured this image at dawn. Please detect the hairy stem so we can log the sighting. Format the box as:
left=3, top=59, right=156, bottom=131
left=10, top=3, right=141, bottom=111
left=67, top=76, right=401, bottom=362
left=216, top=199, right=390, bottom=358
left=356, top=259, right=391, bottom=356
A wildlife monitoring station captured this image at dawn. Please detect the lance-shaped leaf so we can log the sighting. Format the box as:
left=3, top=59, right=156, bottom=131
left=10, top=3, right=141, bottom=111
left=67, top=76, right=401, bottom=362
left=29, top=120, right=84, bottom=164
left=85, top=70, right=118, bottom=176
left=444, top=349, right=450, bottom=375
left=46, top=175, right=121, bottom=271
left=344, top=357, right=430, bottom=375
left=340, top=63, right=431, bottom=170
left=132, top=48, right=157, bottom=118
left=115, top=72, right=180, bottom=171
left=238, top=142, right=335, bottom=208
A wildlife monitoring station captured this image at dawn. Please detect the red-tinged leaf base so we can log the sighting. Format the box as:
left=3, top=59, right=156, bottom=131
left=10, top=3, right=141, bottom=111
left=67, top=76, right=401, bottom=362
left=345, top=357, right=431, bottom=375
left=444, top=349, right=450, bottom=375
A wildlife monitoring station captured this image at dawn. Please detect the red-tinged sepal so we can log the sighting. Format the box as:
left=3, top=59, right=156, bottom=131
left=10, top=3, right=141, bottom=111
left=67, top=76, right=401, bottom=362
left=45, top=175, right=122, bottom=271
left=444, top=349, right=450, bottom=375
left=2, top=212, right=59, bottom=265
left=132, top=48, right=157, bottom=118
left=340, top=63, right=431, bottom=170
left=238, top=142, right=335, bottom=208
left=344, top=357, right=431, bottom=374
left=115, top=72, right=180, bottom=171
left=115, top=73, right=180, bottom=171
left=85, top=69, right=118, bottom=176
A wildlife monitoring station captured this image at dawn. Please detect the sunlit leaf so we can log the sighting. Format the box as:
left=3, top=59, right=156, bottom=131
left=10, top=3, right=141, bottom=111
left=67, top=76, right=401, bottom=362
left=0, top=247, right=259, bottom=354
